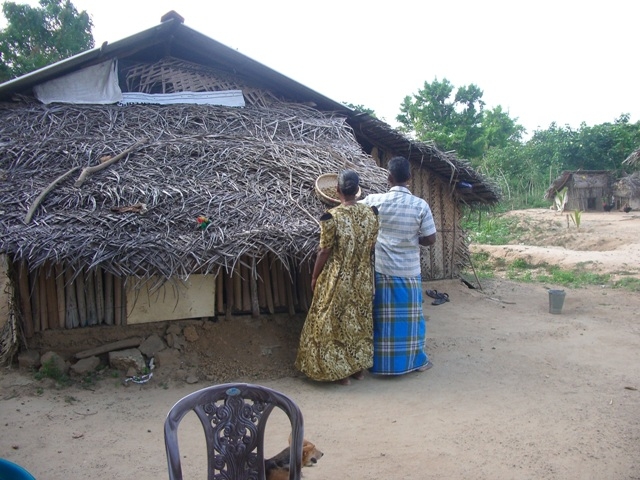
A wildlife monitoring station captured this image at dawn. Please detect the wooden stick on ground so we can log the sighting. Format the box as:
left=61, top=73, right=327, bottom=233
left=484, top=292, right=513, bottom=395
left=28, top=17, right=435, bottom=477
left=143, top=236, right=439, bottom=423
left=74, top=137, right=149, bottom=188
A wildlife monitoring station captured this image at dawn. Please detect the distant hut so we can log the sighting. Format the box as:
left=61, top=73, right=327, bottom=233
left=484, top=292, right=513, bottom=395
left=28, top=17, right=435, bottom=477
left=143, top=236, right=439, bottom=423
left=545, top=170, right=613, bottom=211
left=623, top=148, right=640, bottom=168
left=613, top=172, right=640, bottom=211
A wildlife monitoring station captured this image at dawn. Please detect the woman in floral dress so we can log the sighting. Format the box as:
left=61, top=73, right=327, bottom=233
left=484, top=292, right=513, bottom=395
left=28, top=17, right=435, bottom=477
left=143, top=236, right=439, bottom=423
left=295, top=170, right=379, bottom=385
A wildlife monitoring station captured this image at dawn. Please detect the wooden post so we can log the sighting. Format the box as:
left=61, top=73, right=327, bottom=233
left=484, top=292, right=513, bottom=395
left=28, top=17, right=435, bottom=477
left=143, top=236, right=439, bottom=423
left=75, top=269, right=88, bottom=327
left=284, top=266, right=296, bottom=317
left=276, top=261, right=286, bottom=309
left=30, top=270, right=40, bottom=332
left=261, top=258, right=274, bottom=315
left=104, top=271, right=114, bottom=325
left=85, top=270, right=98, bottom=326
left=55, top=264, right=65, bottom=328
left=250, top=257, right=259, bottom=318
left=94, top=268, right=105, bottom=324
left=271, top=255, right=281, bottom=308
left=38, top=272, right=48, bottom=330
left=241, top=261, right=251, bottom=313
left=232, top=266, right=242, bottom=312
left=113, top=276, right=123, bottom=326
left=257, top=259, right=266, bottom=310
left=64, top=269, right=79, bottom=328
left=225, top=270, right=233, bottom=320
left=290, top=261, right=300, bottom=312
left=18, top=260, right=34, bottom=338
left=44, top=265, right=58, bottom=330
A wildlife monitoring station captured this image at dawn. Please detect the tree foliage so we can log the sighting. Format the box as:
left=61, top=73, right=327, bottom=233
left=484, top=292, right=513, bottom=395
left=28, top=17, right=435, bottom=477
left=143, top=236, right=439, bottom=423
left=397, top=78, right=640, bottom=209
left=476, top=116, right=640, bottom=208
left=0, top=0, right=93, bottom=82
left=397, top=77, right=524, bottom=159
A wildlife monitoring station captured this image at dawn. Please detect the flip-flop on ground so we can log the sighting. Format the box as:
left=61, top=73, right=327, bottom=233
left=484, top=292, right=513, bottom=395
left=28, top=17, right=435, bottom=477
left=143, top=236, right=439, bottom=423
left=431, top=292, right=449, bottom=305
left=426, top=289, right=450, bottom=305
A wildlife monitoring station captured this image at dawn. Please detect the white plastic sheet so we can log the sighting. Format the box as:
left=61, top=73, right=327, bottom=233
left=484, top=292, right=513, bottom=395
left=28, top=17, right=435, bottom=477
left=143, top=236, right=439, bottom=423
left=34, top=59, right=122, bottom=104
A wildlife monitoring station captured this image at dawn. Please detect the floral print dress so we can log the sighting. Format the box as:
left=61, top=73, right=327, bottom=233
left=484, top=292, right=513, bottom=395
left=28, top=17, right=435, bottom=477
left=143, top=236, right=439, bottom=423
left=295, top=203, right=379, bottom=382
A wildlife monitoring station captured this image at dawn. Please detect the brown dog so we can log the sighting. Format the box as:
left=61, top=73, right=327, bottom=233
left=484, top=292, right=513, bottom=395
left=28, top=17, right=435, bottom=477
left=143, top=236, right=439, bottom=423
left=265, top=438, right=324, bottom=480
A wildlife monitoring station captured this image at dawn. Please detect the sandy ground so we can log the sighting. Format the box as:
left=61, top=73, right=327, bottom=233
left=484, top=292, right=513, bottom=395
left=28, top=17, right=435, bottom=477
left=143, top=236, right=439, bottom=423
left=1, top=209, right=639, bottom=479
left=472, top=208, right=640, bottom=280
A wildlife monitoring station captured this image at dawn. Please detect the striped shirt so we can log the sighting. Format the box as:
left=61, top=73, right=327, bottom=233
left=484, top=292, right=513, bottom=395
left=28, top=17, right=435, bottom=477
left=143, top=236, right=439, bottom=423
left=360, top=186, right=436, bottom=277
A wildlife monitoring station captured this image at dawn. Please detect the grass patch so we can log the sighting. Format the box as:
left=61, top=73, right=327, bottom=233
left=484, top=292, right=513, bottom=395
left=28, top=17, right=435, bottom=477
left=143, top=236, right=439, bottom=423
left=536, top=267, right=610, bottom=288
left=464, top=256, right=630, bottom=290
left=468, top=251, right=495, bottom=279
left=612, top=277, right=640, bottom=292
left=34, top=358, right=71, bottom=387
left=510, top=258, right=532, bottom=269
left=464, top=213, right=523, bottom=245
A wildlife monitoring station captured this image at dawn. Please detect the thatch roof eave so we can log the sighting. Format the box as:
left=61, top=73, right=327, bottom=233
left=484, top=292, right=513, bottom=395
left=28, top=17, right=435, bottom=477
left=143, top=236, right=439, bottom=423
left=347, top=113, right=501, bottom=205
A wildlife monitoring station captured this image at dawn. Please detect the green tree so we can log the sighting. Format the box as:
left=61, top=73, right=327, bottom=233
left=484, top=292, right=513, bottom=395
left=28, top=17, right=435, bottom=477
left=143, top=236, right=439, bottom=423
left=480, top=105, right=525, bottom=150
left=397, top=78, right=523, bottom=160
left=570, top=115, right=640, bottom=173
left=397, top=78, right=459, bottom=151
left=0, top=0, right=93, bottom=82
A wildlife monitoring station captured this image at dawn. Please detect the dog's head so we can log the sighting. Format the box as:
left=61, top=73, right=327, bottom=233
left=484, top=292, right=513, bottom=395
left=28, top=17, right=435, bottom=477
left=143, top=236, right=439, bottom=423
left=302, top=439, right=324, bottom=467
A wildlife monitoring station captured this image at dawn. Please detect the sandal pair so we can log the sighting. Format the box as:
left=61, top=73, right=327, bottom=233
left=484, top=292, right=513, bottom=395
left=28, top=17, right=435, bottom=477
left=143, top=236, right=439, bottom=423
left=426, top=289, right=450, bottom=305
left=431, top=293, right=449, bottom=305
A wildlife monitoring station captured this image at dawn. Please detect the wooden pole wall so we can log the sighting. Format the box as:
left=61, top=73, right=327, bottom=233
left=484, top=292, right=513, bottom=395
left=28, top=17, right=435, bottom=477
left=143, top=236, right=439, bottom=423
left=55, top=264, right=65, bottom=328
left=18, top=260, right=33, bottom=338
left=11, top=254, right=310, bottom=334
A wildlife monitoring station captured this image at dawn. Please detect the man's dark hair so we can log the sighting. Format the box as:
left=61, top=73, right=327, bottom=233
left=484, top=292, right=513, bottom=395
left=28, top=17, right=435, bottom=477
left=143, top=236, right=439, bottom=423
left=338, top=169, right=360, bottom=196
left=388, top=156, right=411, bottom=183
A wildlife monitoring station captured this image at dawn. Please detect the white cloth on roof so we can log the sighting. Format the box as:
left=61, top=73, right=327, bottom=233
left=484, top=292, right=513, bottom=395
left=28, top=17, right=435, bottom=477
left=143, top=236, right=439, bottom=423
left=34, top=59, right=122, bottom=105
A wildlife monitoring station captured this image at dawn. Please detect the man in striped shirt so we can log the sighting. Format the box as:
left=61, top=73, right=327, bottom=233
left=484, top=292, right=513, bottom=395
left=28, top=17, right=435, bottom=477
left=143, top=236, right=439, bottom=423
left=360, top=156, right=436, bottom=375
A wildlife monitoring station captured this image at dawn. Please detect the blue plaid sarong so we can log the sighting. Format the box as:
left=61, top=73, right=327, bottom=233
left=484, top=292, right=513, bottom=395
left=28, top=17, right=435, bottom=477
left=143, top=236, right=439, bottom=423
left=370, top=272, right=429, bottom=375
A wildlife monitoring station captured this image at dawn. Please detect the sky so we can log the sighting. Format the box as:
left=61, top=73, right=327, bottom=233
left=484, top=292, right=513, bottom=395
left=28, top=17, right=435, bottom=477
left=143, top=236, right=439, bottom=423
left=3, top=0, right=639, bottom=135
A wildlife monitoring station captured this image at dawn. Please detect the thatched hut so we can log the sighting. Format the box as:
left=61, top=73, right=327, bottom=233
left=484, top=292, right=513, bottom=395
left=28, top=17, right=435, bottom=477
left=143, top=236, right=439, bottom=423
left=613, top=172, right=640, bottom=210
left=0, top=12, right=499, bottom=358
left=544, top=170, right=613, bottom=211
left=623, top=148, right=640, bottom=168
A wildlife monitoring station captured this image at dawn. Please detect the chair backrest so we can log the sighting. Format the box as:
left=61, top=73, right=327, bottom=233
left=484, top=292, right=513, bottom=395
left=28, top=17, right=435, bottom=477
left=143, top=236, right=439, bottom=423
left=164, top=383, right=304, bottom=480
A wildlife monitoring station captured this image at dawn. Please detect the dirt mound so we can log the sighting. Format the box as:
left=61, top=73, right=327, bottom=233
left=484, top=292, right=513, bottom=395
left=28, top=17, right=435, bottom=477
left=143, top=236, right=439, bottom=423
left=25, top=314, right=304, bottom=384
left=472, top=209, right=640, bottom=277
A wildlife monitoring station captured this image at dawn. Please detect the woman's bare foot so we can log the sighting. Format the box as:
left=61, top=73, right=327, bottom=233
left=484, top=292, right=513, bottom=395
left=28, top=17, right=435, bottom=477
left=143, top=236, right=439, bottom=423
left=335, top=377, right=351, bottom=385
left=351, top=370, right=365, bottom=380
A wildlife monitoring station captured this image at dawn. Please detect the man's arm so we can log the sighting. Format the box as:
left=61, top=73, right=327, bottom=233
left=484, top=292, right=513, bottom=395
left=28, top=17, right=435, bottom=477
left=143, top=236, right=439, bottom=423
left=419, top=233, right=436, bottom=247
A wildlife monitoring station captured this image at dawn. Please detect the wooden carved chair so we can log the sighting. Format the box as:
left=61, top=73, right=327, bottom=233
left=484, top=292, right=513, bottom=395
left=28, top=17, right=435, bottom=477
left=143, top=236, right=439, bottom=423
left=164, top=383, right=304, bottom=480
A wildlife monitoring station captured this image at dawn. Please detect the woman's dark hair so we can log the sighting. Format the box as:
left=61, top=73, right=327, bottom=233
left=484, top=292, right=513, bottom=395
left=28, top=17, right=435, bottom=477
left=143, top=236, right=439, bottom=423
left=388, top=156, right=411, bottom=183
left=338, top=169, right=360, bottom=196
